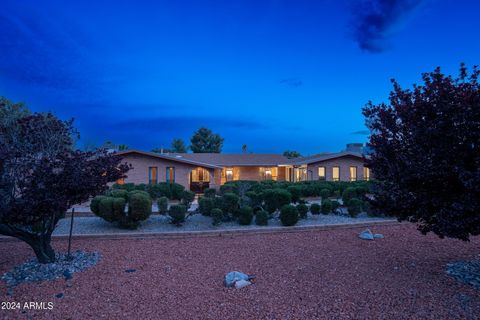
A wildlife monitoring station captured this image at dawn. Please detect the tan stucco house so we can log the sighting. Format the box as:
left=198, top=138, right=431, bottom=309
left=116, top=143, right=370, bottom=193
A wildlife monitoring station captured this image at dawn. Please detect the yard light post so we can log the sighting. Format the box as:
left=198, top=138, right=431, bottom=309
left=67, top=208, right=75, bottom=259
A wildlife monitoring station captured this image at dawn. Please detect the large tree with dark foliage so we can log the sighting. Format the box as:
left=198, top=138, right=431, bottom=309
left=0, top=98, right=130, bottom=262
left=363, top=65, right=480, bottom=241
left=190, top=127, right=224, bottom=153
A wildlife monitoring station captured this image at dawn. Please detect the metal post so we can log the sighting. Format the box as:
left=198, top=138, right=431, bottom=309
left=67, top=207, right=74, bottom=259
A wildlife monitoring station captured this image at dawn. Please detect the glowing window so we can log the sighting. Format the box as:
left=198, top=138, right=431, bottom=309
left=349, top=166, right=357, bottom=182
left=166, top=167, right=175, bottom=183
left=363, top=167, right=370, bottom=181
left=318, top=167, right=326, bottom=180
left=149, top=167, right=157, bottom=184
left=226, top=169, right=233, bottom=181
left=332, top=167, right=340, bottom=181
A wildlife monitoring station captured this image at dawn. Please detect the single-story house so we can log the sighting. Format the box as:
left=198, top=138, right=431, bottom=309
left=116, top=143, right=371, bottom=193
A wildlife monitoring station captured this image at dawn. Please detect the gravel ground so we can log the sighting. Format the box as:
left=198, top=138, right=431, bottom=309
left=1, top=224, right=479, bottom=319
left=53, top=213, right=390, bottom=235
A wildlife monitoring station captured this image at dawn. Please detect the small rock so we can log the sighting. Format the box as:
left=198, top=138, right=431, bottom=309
left=125, top=269, right=136, bottom=273
left=358, top=229, right=374, bottom=240
left=224, top=271, right=253, bottom=287
left=56, top=293, right=64, bottom=299
left=234, top=280, right=251, bottom=289
left=373, top=234, right=384, bottom=239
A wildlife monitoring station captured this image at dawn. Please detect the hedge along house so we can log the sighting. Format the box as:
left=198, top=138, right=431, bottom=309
left=116, top=143, right=371, bottom=193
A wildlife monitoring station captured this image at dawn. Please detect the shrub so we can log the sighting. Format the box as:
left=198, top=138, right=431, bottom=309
left=108, top=189, right=129, bottom=201
left=320, top=188, right=331, bottom=199
left=342, top=187, right=357, bottom=203
left=169, top=183, right=185, bottom=200
left=204, top=188, right=216, bottom=198
left=220, top=184, right=238, bottom=195
left=90, top=195, right=107, bottom=215
left=128, top=190, right=150, bottom=199
left=169, top=204, right=186, bottom=226
left=112, top=197, right=126, bottom=220
left=157, top=196, right=169, bottom=214
left=280, top=204, right=299, bottom=226
left=181, top=190, right=195, bottom=209
left=321, top=199, right=333, bottom=214
left=245, top=191, right=262, bottom=207
left=238, top=206, right=253, bottom=225
left=287, top=186, right=302, bottom=203
left=211, top=208, right=223, bottom=226
left=255, top=209, right=269, bottom=226
left=296, top=203, right=308, bottom=219
left=221, top=193, right=240, bottom=214
left=263, top=189, right=292, bottom=213
left=347, top=198, right=363, bottom=217
left=128, top=192, right=152, bottom=222
left=331, top=200, right=340, bottom=212
left=112, top=182, right=136, bottom=192
left=98, top=196, right=114, bottom=222
left=198, top=197, right=215, bottom=216
left=310, top=203, right=321, bottom=215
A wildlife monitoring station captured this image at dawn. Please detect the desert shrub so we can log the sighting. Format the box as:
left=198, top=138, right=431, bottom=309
left=198, top=197, right=215, bottom=216
left=108, top=189, right=129, bottom=201
left=342, top=187, right=357, bottom=203
left=128, top=192, right=152, bottom=222
left=98, top=196, right=115, bottom=222
left=255, top=209, right=269, bottom=226
left=169, top=204, right=186, bottom=226
left=211, top=208, right=223, bottom=226
left=90, top=195, right=107, bottom=215
left=320, top=188, right=331, bottom=199
left=134, top=183, right=148, bottom=191
left=221, top=193, right=240, bottom=214
left=355, top=185, right=369, bottom=198
left=321, top=199, right=333, bottom=214
left=181, top=190, right=196, bottom=209
left=287, top=186, right=302, bottom=203
left=112, top=182, right=136, bottom=192
left=331, top=200, right=340, bottom=213
left=263, top=189, right=292, bottom=213
left=220, top=184, right=238, bottom=195
left=128, top=190, right=150, bottom=199
left=280, top=204, right=299, bottom=226
left=296, top=203, right=308, bottom=219
left=169, top=183, right=185, bottom=200
left=112, top=197, right=126, bottom=220
left=347, top=198, right=363, bottom=217
left=245, top=191, right=262, bottom=207
left=204, top=188, right=216, bottom=198
left=238, top=206, right=253, bottom=225
left=157, top=196, right=169, bottom=214
left=310, top=203, right=320, bottom=215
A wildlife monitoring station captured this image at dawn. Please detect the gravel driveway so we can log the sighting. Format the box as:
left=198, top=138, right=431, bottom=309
left=1, top=224, right=479, bottom=319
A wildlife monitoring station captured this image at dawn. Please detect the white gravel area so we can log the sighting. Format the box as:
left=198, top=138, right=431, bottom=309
left=54, top=212, right=392, bottom=236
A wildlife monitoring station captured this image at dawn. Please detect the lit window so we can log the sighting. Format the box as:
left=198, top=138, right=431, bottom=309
left=149, top=167, right=157, bottom=184
left=332, top=167, right=340, bottom=181
left=226, top=169, right=233, bottom=181
left=318, top=167, right=326, bottom=180
left=116, top=178, right=125, bottom=185
left=166, top=167, right=175, bottom=183
left=265, top=169, right=272, bottom=180
left=363, top=167, right=370, bottom=181
left=349, top=166, right=357, bottom=182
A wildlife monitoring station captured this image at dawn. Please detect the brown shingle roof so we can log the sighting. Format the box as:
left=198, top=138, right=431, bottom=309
left=168, top=153, right=291, bottom=166
left=116, top=150, right=223, bottom=169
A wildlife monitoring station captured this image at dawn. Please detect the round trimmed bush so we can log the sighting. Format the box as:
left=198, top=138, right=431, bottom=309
left=245, top=191, right=262, bottom=207
left=211, top=208, right=223, bottom=226
left=221, top=193, right=240, bottom=214
left=181, top=190, right=196, bottom=209
left=347, top=198, right=363, bottom=217
left=169, top=204, right=186, bottom=225
left=128, top=190, right=150, bottom=200
left=169, top=183, right=185, bottom=200
left=108, top=189, right=129, bottom=201
left=320, top=188, right=331, bottom=199
left=263, top=189, right=292, bottom=213
left=296, top=203, right=308, bottom=219
left=112, top=197, right=126, bottom=220
left=255, top=209, right=269, bottom=226
left=90, top=195, right=107, bottom=215
left=157, top=196, right=169, bottom=214
left=128, top=192, right=152, bottom=222
left=287, top=186, right=302, bottom=203
left=331, top=200, right=340, bottom=212
left=98, top=196, right=114, bottom=222
left=321, top=199, right=333, bottom=214
left=342, top=187, right=357, bottom=203
left=280, top=204, right=299, bottom=226
left=204, top=188, right=216, bottom=198
left=199, top=197, right=215, bottom=216
left=238, top=206, right=253, bottom=225
left=310, top=203, right=320, bottom=215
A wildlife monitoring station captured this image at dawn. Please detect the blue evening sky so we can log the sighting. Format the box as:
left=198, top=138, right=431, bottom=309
left=1, top=0, right=479, bottom=154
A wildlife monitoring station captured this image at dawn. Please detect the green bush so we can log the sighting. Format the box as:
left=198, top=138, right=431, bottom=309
left=321, top=199, right=333, bottom=214
left=238, top=206, right=253, bottom=225
left=204, top=188, right=216, bottom=198
left=181, top=190, right=195, bottom=209
left=287, top=186, right=302, bottom=203
left=108, top=189, right=129, bottom=201
left=245, top=191, right=262, bottom=207
left=128, top=192, right=152, bottom=222
left=263, top=189, right=292, bottom=213
left=211, top=208, right=223, bottom=226
left=112, top=197, right=126, bottom=220
left=342, top=187, right=357, bottom=203
left=255, top=209, right=269, bottom=226
left=221, top=193, right=240, bottom=214
left=128, top=190, right=150, bottom=200
left=98, top=196, right=115, bottom=222
left=331, top=200, right=340, bottom=212
left=347, top=198, right=363, bottom=217
left=169, top=183, right=185, bottom=200
left=112, top=182, right=136, bottom=192
left=296, top=203, right=308, bottom=219
left=169, top=204, right=186, bottom=225
left=220, top=184, right=238, bottom=195
left=310, top=203, right=321, bottom=215
left=280, top=204, right=299, bottom=226
left=90, top=195, right=107, bottom=215
left=157, top=196, right=169, bottom=214
left=199, top=197, right=215, bottom=216
left=320, top=188, right=331, bottom=199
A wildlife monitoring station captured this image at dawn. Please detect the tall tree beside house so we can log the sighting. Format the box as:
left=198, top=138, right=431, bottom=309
left=363, top=64, right=480, bottom=241
left=171, top=138, right=188, bottom=153
left=117, top=144, right=129, bottom=151
left=283, top=150, right=301, bottom=158
left=0, top=97, right=130, bottom=263
left=190, top=127, right=224, bottom=153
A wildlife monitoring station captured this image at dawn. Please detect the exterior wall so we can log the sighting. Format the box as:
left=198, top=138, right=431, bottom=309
left=120, top=154, right=218, bottom=189
left=307, top=156, right=369, bottom=182
left=220, top=166, right=282, bottom=184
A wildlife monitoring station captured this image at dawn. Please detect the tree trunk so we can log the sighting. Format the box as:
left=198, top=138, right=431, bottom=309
left=24, top=234, right=56, bottom=264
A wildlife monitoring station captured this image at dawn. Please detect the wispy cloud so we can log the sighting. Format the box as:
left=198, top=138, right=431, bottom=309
left=280, top=78, right=303, bottom=87
left=351, top=130, right=370, bottom=135
left=349, top=0, right=425, bottom=53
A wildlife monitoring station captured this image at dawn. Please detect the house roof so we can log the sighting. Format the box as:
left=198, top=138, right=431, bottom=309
left=168, top=153, right=291, bottom=166
left=116, top=150, right=223, bottom=169
left=289, top=151, right=365, bottom=165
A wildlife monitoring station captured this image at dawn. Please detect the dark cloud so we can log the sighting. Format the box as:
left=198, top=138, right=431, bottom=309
left=351, top=130, right=370, bottom=135
left=280, top=78, right=303, bottom=87
left=350, top=0, right=425, bottom=53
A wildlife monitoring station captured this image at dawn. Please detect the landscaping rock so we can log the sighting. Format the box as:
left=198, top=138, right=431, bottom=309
left=358, top=229, right=374, bottom=240
left=234, top=279, right=252, bottom=289
left=446, top=260, right=480, bottom=290
left=224, top=271, right=254, bottom=288
left=374, top=233, right=385, bottom=239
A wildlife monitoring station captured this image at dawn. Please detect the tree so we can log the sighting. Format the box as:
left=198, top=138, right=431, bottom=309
left=283, top=150, right=301, bottom=158
left=0, top=98, right=130, bottom=262
left=242, top=144, right=248, bottom=153
left=117, top=144, right=129, bottom=151
left=171, top=138, right=187, bottom=153
left=190, top=127, right=224, bottom=153
left=362, top=64, right=480, bottom=241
